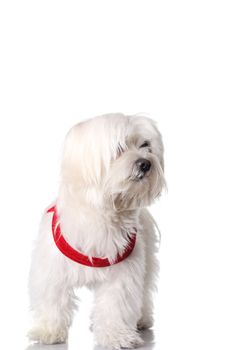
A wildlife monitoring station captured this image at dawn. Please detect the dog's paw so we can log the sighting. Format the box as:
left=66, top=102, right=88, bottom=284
left=28, top=326, right=67, bottom=344
left=95, top=327, right=143, bottom=349
left=137, top=316, right=153, bottom=330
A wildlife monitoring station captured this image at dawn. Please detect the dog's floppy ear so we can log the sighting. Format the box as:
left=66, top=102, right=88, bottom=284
left=151, top=120, right=164, bottom=173
left=142, top=117, right=164, bottom=173
left=61, top=121, right=108, bottom=186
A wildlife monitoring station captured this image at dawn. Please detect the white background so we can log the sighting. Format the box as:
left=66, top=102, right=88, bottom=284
left=0, top=1, right=233, bottom=349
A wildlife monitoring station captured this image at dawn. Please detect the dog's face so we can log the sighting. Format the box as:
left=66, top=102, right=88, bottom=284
left=61, top=114, right=165, bottom=210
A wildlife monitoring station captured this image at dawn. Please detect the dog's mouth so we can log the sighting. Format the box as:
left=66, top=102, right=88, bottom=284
left=131, top=169, right=152, bottom=182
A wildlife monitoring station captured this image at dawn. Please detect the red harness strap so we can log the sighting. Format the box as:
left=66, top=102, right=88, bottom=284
left=47, top=206, right=136, bottom=268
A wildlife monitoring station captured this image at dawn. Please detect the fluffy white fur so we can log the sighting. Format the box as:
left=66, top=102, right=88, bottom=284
left=28, top=113, right=165, bottom=349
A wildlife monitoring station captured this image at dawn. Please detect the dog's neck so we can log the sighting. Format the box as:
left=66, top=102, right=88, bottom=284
left=56, top=186, right=139, bottom=262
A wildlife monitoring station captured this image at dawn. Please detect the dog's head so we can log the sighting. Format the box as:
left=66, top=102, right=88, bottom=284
left=61, top=113, right=165, bottom=211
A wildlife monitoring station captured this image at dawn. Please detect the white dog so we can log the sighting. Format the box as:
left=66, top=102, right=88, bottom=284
left=28, top=113, right=165, bottom=349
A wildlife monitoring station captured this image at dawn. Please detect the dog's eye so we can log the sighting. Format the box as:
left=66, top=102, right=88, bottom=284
left=140, top=141, right=150, bottom=148
left=117, top=144, right=125, bottom=157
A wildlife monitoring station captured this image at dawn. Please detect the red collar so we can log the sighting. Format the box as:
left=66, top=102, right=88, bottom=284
left=47, top=206, right=136, bottom=268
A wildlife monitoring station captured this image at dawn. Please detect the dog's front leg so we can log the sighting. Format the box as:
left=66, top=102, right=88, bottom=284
left=92, top=264, right=144, bottom=349
left=28, top=273, right=77, bottom=344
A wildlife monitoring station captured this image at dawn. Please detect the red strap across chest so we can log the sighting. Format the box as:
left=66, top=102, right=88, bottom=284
left=47, top=206, right=136, bottom=268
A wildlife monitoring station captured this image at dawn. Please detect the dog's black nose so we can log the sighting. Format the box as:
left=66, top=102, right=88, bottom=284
left=136, top=158, right=151, bottom=173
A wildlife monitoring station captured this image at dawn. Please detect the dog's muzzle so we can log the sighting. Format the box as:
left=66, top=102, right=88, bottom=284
left=134, top=158, right=151, bottom=180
